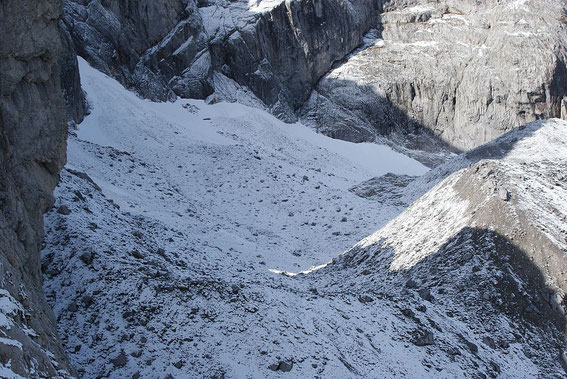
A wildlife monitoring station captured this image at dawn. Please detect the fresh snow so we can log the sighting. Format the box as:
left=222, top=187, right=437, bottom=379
left=247, top=0, right=284, bottom=13
left=74, top=57, right=427, bottom=272
left=40, top=59, right=566, bottom=378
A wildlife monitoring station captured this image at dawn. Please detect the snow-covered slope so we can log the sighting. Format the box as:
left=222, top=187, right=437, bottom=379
left=71, top=57, right=426, bottom=272
left=320, top=119, right=567, bottom=375
left=41, top=59, right=428, bottom=377
left=41, top=60, right=567, bottom=377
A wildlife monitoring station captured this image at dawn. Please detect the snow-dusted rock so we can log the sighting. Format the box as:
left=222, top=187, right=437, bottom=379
left=301, top=0, right=567, bottom=160
left=42, top=59, right=567, bottom=377
left=0, top=0, right=74, bottom=377
left=326, top=119, right=567, bottom=374
left=63, top=0, right=381, bottom=113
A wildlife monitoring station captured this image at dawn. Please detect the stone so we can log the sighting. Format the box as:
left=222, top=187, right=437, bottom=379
left=458, top=334, right=478, bottom=354
left=498, top=188, right=510, bottom=201
left=81, top=295, right=94, bottom=309
left=131, top=250, right=144, bottom=259
left=358, top=295, right=374, bottom=303
left=111, top=351, right=128, bottom=368
left=67, top=302, right=79, bottom=312
left=482, top=336, right=497, bottom=349
left=414, top=330, right=435, bottom=346
left=80, top=251, right=94, bottom=265
left=401, top=309, right=415, bottom=318
left=173, top=360, right=184, bottom=369
left=268, top=360, right=293, bottom=372
left=462, top=252, right=474, bottom=262
left=231, top=285, right=240, bottom=295
left=418, top=288, right=433, bottom=302
left=67, top=169, right=102, bottom=191
left=279, top=361, right=293, bottom=372
left=56, top=205, right=71, bottom=215
left=405, top=279, right=418, bottom=289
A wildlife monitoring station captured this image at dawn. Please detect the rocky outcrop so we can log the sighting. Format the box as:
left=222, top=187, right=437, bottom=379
left=205, top=0, right=379, bottom=119
left=324, top=119, right=567, bottom=373
left=64, top=0, right=202, bottom=101
left=60, top=21, right=87, bottom=125
left=0, top=0, right=74, bottom=377
left=62, top=0, right=383, bottom=118
left=300, top=0, right=567, bottom=161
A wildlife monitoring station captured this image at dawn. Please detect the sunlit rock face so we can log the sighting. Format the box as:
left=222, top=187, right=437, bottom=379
left=301, top=0, right=567, bottom=157
left=0, top=0, right=74, bottom=376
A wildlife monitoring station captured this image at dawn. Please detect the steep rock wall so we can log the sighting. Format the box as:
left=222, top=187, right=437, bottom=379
left=0, top=0, right=74, bottom=376
left=300, top=0, right=567, bottom=157
left=63, top=0, right=381, bottom=117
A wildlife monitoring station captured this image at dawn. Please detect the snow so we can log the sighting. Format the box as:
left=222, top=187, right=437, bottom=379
left=0, top=362, right=25, bottom=379
left=356, top=178, right=471, bottom=271
left=40, top=59, right=566, bottom=378
left=74, top=57, right=426, bottom=271
left=507, top=0, right=530, bottom=11
left=247, top=0, right=284, bottom=13
left=0, top=289, right=22, bottom=329
left=0, top=337, right=22, bottom=350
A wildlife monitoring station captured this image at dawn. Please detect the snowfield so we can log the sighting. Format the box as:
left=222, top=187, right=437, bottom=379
left=41, top=60, right=567, bottom=378
left=72, top=57, right=426, bottom=272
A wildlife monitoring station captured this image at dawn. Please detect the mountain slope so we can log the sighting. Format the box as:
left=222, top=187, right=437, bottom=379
left=319, top=118, right=567, bottom=375
left=41, top=59, right=426, bottom=377
left=41, top=60, right=567, bottom=377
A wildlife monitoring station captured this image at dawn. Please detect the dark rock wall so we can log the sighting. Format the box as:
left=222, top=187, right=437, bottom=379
left=208, top=0, right=378, bottom=118
left=64, top=0, right=208, bottom=101
left=0, top=0, right=74, bottom=376
left=60, top=20, right=87, bottom=125
left=62, top=0, right=381, bottom=113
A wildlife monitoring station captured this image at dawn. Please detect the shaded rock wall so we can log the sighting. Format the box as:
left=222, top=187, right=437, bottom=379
left=60, top=20, right=87, bottom=125
left=63, top=0, right=382, bottom=117
left=0, top=0, right=74, bottom=376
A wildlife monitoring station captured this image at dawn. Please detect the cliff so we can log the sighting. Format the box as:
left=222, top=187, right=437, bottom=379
left=62, top=0, right=382, bottom=119
left=0, top=0, right=74, bottom=376
left=300, top=0, right=567, bottom=161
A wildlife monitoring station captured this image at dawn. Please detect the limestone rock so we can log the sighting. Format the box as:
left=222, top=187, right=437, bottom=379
left=63, top=0, right=381, bottom=114
left=0, top=0, right=74, bottom=376
left=300, top=0, right=567, bottom=164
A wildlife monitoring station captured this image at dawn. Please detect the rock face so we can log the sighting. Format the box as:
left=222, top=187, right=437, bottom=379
left=63, top=0, right=383, bottom=118
left=60, top=21, right=88, bottom=125
left=300, top=0, right=567, bottom=161
left=0, top=0, right=74, bottom=377
left=62, top=0, right=567, bottom=163
left=64, top=0, right=200, bottom=101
